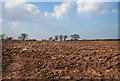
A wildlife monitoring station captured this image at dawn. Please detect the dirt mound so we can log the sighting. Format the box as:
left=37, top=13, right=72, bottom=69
left=2, top=40, right=120, bottom=79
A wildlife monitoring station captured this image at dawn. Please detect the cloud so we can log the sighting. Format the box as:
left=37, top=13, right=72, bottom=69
left=2, top=0, right=118, bottom=23
left=52, top=2, right=73, bottom=20
left=9, top=21, right=26, bottom=29
left=3, top=0, right=48, bottom=24
left=76, top=0, right=111, bottom=17
left=44, top=11, right=52, bottom=19
left=2, top=1, right=74, bottom=27
left=111, top=9, right=118, bottom=13
left=100, top=9, right=118, bottom=14
left=100, top=10, right=109, bottom=14
left=10, top=22, right=19, bottom=29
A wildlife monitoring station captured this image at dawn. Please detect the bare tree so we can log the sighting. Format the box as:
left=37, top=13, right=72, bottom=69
left=0, top=33, right=7, bottom=40
left=18, top=36, right=22, bottom=40
left=63, top=35, right=68, bottom=41
left=54, top=35, right=58, bottom=41
left=19, top=33, right=28, bottom=41
left=49, top=37, right=53, bottom=41
left=70, top=34, right=80, bottom=41
left=59, top=35, right=63, bottom=41
left=7, top=37, right=13, bottom=40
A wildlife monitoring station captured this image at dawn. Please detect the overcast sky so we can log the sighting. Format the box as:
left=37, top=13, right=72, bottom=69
left=1, top=0, right=118, bottom=40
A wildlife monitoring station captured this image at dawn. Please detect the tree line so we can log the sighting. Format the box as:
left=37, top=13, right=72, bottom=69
left=0, top=33, right=80, bottom=41
left=0, top=33, right=30, bottom=41
left=48, top=34, right=80, bottom=41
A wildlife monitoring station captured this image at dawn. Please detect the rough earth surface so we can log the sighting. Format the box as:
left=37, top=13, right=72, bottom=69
left=2, top=40, right=120, bottom=80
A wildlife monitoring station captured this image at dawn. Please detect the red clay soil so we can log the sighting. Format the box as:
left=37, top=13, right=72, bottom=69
left=2, top=40, right=120, bottom=80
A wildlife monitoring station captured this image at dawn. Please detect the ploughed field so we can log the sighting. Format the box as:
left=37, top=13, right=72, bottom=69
left=2, top=40, right=120, bottom=79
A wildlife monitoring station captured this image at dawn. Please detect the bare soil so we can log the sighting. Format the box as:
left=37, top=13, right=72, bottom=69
left=2, top=40, right=120, bottom=79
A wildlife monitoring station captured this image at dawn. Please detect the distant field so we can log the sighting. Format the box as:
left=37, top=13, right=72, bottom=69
left=2, top=40, right=120, bottom=79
